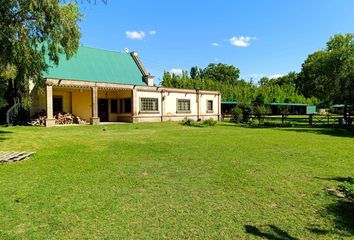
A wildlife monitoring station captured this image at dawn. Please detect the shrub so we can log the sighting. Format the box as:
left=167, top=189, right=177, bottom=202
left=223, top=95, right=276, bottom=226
left=182, top=118, right=195, bottom=126
left=182, top=118, right=217, bottom=127
left=252, top=105, right=271, bottom=125
left=203, top=119, right=217, bottom=126
left=239, top=103, right=253, bottom=122
left=341, top=178, right=354, bottom=200
left=231, top=107, right=243, bottom=123
left=263, top=121, right=293, bottom=128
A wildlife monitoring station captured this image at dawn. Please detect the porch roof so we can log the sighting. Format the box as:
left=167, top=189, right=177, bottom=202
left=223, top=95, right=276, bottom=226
left=43, top=46, right=147, bottom=86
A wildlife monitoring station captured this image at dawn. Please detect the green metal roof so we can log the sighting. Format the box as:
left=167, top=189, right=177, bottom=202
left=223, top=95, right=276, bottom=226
left=221, top=101, right=239, bottom=104
left=267, top=102, right=309, bottom=106
left=43, top=46, right=146, bottom=85
left=332, top=104, right=353, bottom=108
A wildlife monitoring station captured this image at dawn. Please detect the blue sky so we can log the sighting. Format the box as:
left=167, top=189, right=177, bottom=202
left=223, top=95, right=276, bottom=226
left=75, top=0, right=354, bottom=84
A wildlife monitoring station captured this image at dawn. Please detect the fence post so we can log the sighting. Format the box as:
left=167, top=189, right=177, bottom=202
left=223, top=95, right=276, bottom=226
left=309, top=114, right=313, bottom=126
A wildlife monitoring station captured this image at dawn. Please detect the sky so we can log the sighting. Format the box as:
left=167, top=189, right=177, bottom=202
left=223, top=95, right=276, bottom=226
left=72, top=0, right=354, bottom=84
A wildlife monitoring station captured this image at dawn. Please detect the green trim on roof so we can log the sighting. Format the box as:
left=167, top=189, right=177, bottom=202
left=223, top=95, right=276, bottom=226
left=221, top=101, right=310, bottom=106
left=332, top=104, right=353, bottom=108
left=43, top=46, right=146, bottom=85
left=267, top=102, right=309, bottom=106
left=221, top=101, right=239, bottom=104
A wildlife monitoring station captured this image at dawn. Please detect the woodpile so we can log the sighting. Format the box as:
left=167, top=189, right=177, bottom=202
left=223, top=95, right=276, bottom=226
left=30, top=110, right=47, bottom=126
left=30, top=111, right=87, bottom=126
left=55, top=112, right=87, bottom=125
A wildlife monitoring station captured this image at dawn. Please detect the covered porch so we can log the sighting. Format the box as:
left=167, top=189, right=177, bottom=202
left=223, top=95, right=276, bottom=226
left=44, top=79, right=136, bottom=127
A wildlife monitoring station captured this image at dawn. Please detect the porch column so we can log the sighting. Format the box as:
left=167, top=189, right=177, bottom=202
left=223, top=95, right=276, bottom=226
left=218, top=93, right=222, bottom=120
left=45, top=85, right=56, bottom=127
left=90, top=86, right=100, bottom=125
left=132, top=89, right=138, bottom=123
left=196, top=89, right=200, bottom=121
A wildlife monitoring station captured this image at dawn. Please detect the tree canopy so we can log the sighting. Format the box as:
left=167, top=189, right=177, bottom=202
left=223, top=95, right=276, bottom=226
left=0, top=0, right=82, bottom=109
left=161, top=66, right=317, bottom=105
left=298, top=33, right=354, bottom=106
left=202, top=63, right=240, bottom=84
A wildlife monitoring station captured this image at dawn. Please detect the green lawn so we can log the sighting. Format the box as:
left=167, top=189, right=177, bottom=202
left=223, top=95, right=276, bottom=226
left=0, top=122, right=353, bottom=239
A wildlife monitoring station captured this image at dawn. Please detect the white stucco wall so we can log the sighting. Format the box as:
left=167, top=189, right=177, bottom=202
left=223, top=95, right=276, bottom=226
left=134, top=89, right=220, bottom=122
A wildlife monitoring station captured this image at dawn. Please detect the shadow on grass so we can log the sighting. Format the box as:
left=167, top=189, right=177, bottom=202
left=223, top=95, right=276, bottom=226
left=275, top=127, right=354, bottom=139
left=308, top=176, right=354, bottom=237
left=325, top=200, right=354, bottom=236
left=314, top=176, right=353, bottom=183
left=244, top=225, right=298, bottom=240
left=308, top=199, right=354, bottom=237
left=306, top=227, right=330, bottom=235
left=221, top=122, right=354, bottom=139
left=0, top=130, right=13, bottom=142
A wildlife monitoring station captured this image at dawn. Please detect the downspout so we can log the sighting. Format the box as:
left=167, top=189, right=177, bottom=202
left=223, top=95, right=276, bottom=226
left=196, top=88, right=200, bottom=121
left=160, top=89, right=164, bottom=122
left=218, top=93, right=221, bottom=121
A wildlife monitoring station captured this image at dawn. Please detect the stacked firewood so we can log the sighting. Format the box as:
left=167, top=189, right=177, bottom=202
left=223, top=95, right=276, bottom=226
left=30, top=111, right=87, bottom=126
left=30, top=110, right=47, bottom=126
left=55, top=112, right=86, bottom=125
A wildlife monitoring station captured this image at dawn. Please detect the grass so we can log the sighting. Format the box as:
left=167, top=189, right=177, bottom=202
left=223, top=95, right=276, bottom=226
left=0, top=122, right=353, bottom=239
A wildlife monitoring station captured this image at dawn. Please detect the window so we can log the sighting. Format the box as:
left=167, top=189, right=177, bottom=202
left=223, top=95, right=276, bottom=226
left=119, top=98, right=131, bottom=113
left=140, top=98, right=159, bottom=112
left=177, top=99, right=191, bottom=112
left=53, top=96, right=63, bottom=112
left=111, top=99, right=118, bottom=113
left=207, top=100, right=213, bottom=112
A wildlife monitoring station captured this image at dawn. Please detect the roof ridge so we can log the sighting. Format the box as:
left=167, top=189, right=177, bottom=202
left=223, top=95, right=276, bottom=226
left=79, top=45, right=127, bottom=54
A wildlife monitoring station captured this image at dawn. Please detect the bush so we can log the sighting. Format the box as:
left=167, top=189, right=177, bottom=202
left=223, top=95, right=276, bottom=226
left=239, top=103, right=252, bottom=122
left=252, top=105, right=271, bottom=125
left=203, top=119, right=217, bottom=126
left=231, top=107, right=243, bottom=123
left=341, top=178, right=354, bottom=200
left=182, top=118, right=217, bottom=127
left=263, top=121, right=293, bottom=128
left=182, top=118, right=195, bottom=126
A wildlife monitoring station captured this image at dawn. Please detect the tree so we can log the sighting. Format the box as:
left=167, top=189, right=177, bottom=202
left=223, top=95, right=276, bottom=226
left=203, top=63, right=240, bottom=83
left=252, top=105, right=271, bottom=125
left=161, top=63, right=317, bottom=106
left=0, top=1, right=82, bottom=111
left=190, top=66, right=203, bottom=79
left=298, top=33, right=354, bottom=109
left=259, top=77, right=271, bottom=86
left=259, top=72, right=298, bottom=87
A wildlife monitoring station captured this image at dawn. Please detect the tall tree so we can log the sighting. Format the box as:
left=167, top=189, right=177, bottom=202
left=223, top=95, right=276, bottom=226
left=0, top=0, right=82, bottom=109
left=190, top=66, right=200, bottom=79
left=161, top=64, right=317, bottom=105
left=298, top=33, right=354, bottom=107
left=203, top=63, right=240, bottom=83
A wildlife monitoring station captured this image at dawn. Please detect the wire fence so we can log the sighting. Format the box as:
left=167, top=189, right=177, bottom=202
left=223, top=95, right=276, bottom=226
left=224, top=114, right=350, bottom=128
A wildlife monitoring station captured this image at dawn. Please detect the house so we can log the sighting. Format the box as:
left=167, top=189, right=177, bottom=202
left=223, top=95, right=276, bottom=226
left=30, top=46, right=221, bottom=127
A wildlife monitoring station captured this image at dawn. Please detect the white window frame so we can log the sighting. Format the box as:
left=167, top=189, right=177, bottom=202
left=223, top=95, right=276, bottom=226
left=140, top=98, right=159, bottom=112
left=177, top=99, right=191, bottom=113
left=207, top=100, right=214, bottom=113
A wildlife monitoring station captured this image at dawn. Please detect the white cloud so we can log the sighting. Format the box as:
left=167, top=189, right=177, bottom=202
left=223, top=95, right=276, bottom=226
left=229, top=36, right=256, bottom=47
left=125, top=31, right=145, bottom=40
left=268, top=74, right=284, bottom=79
left=170, top=68, right=183, bottom=76
left=211, top=42, right=219, bottom=47
left=149, top=30, right=157, bottom=35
